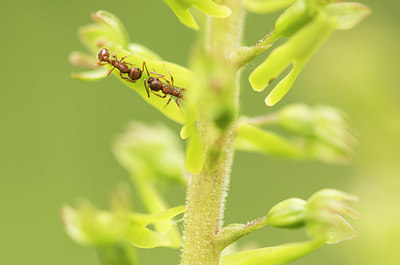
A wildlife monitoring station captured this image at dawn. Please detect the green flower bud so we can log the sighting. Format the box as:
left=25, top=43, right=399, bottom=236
left=267, top=198, right=307, bottom=229
left=278, top=103, right=314, bottom=136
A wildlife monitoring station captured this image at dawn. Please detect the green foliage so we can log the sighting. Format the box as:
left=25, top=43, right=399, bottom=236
left=70, top=11, right=193, bottom=123
left=236, top=103, right=356, bottom=163
left=67, top=1, right=370, bottom=264
left=248, top=0, right=371, bottom=106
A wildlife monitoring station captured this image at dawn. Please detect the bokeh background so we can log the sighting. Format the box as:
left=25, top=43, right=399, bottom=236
left=1, top=0, right=399, bottom=264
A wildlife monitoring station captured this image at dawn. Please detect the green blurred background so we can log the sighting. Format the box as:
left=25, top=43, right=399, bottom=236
left=1, top=0, right=399, bottom=264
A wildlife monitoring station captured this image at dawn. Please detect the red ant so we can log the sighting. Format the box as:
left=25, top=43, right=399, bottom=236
left=143, top=64, right=185, bottom=108
left=95, top=48, right=148, bottom=94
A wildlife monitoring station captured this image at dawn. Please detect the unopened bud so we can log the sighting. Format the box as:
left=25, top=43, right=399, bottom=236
left=267, top=198, right=307, bottom=229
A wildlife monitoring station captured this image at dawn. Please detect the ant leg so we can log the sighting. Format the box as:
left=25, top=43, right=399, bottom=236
left=165, top=96, right=172, bottom=106
left=143, top=79, right=150, bottom=98
left=163, top=64, right=175, bottom=88
left=149, top=71, right=170, bottom=84
left=107, top=67, right=116, bottom=76
left=152, top=91, right=167, bottom=98
left=120, top=71, right=134, bottom=82
left=94, top=62, right=107, bottom=67
left=120, top=54, right=131, bottom=62
left=175, top=98, right=181, bottom=108
left=143, top=61, right=150, bottom=76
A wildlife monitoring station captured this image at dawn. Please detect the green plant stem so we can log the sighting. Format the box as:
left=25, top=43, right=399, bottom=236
left=180, top=1, right=244, bottom=264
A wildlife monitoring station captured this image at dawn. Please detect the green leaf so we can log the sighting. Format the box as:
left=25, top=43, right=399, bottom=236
left=249, top=13, right=337, bottom=106
left=103, top=46, right=193, bottom=123
left=235, top=123, right=305, bottom=158
left=127, top=43, right=163, bottom=61
left=164, top=0, right=231, bottom=30
left=326, top=2, right=371, bottom=30
left=245, top=0, right=297, bottom=14
left=71, top=68, right=108, bottom=81
left=221, top=239, right=325, bottom=265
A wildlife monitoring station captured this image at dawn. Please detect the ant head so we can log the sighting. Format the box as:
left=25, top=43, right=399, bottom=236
left=98, top=48, right=109, bottom=62
left=148, top=77, right=163, bottom=91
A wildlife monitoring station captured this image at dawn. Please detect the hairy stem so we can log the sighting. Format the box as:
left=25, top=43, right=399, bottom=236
left=180, top=1, right=244, bottom=264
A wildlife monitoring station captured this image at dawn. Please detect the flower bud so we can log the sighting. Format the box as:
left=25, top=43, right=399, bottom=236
left=267, top=198, right=307, bottom=229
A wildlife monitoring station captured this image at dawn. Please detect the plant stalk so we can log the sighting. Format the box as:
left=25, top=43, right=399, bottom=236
left=181, top=0, right=244, bottom=264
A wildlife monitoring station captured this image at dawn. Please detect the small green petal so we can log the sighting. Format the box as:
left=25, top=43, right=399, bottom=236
left=326, top=2, right=372, bottom=30
left=91, top=10, right=130, bottom=47
left=245, top=0, right=297, bottom=14
left=265, top=62, right=304, bottom=106
left=69, top=51, right=98, bottom=68
left=71, top=68, right=108, bottom=81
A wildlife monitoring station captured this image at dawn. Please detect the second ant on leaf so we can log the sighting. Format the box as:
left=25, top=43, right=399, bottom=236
left=143, top=64, right=185, bottom=109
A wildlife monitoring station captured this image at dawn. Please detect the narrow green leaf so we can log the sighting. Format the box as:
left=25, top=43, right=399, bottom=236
left=326, top=2, right=371, bottom=30
left=91, top=10, right=130, bottom=47
left=235, top=123, right=304, bottom=158
left=245, top=0, right=297, bottom=14
left=71, top=68, right=108, bottom=81
left=185, top=124, right=204, bottom=174
left=221, top=239, right=325, bottom=265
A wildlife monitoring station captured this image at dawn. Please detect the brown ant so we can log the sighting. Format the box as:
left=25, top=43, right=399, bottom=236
left=95, top=48, right=148, bottom=94
left=143, top=64, right=185, bottom=108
